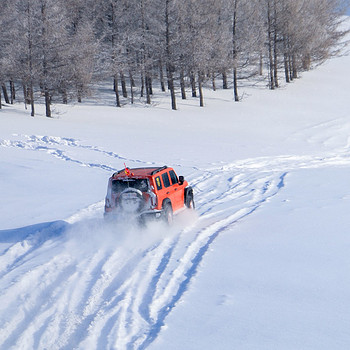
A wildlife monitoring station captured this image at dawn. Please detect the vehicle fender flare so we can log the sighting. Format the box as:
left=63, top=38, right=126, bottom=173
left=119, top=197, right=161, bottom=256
left=161, top=198, right=172, bottom=210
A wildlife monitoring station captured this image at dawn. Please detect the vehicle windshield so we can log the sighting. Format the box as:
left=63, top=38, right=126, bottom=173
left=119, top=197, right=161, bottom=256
left=111, top=178, right=149, bottom=193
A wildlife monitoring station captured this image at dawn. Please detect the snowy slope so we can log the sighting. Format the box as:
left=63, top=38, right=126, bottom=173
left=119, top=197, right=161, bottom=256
left=1, top=26, right=350, bottom=349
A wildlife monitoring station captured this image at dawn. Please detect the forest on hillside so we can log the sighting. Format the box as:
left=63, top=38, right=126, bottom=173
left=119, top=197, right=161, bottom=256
left=0, top=0, right=348, bottom=116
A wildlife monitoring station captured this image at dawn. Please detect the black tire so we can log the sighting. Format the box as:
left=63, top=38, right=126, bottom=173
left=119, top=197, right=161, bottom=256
left=162, top=202, right=173, bottom=225
left=186, top=196, right=195, bottom=209
left=185, top=187, right=195, bottom=209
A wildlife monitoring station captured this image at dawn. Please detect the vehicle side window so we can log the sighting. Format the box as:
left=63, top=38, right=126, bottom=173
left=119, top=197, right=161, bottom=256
left=169, top=170, right=178, bottom=185
left=162, top=172, right=171, bottom=188
left=155, top=176, right=162, bottom=190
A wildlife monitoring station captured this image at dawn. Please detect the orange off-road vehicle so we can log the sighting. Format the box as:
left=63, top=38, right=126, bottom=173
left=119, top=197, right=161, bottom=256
left=104, top=166, right=194, bottom=224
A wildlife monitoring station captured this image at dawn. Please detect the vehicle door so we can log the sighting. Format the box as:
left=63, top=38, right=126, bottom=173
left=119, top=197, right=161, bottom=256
left=163, top=170, right=184, bottom=211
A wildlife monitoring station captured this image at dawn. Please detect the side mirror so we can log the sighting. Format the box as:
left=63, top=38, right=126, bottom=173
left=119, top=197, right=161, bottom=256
left=179, top=176, right=184, bottom=185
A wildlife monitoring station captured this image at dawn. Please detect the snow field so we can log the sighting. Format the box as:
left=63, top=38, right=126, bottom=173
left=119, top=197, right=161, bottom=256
left=1, top=25, right=350, bottom=348
left=0, top=140, right=292, bottom=349
left=152, top=167, right=350, bottom=350
left=3, top=138, right=346, bottom=348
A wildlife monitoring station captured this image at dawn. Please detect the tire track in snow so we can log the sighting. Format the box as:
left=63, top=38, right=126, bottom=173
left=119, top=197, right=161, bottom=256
left=0, top=221, right=69, bottom=280
left=2, top=135, right=350, bottom=348
left=0, top=254, right=75, bottom=349
left=138, top=171, right=287, bottom=349
left=64, top=166, right=288, bottom=349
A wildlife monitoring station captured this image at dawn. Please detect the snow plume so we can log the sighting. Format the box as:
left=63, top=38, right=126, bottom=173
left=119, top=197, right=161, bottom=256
left=0, top=212, right=197, bottom=350
left=63, top=218, right=171, bottom=260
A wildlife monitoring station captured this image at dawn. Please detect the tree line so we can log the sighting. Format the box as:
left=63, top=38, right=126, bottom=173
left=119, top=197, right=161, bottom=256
left=0, top=0, right=347, bottom=116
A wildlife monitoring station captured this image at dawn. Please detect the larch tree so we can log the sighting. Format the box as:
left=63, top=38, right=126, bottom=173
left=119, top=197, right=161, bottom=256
left=164, top=0, right=177, bottom=110
left=62, top=0, right=97, bottom=103
left=10, top=0, right=43, bottom=116
left=1, top=0, right=348, bottom=113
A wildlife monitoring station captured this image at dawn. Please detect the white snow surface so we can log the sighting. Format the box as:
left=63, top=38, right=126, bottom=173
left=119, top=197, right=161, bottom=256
left=1, top=33, right=350, bottom=350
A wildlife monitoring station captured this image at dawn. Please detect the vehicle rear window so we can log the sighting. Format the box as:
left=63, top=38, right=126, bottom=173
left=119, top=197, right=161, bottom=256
left=162, top=172, right=171, bottom=188
left=169, top=170, right=178, bottom=185
left=155, top=176, right=162, bottom=190
left=112, top=179, right=149, bottom=192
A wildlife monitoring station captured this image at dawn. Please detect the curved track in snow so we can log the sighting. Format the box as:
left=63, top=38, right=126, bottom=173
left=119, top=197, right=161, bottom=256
left=1, top=134, right=350, bottom=349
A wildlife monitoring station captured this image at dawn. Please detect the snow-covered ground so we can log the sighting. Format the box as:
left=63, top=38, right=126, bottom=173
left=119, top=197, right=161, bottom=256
left=1, top=28, right=350, bottom=349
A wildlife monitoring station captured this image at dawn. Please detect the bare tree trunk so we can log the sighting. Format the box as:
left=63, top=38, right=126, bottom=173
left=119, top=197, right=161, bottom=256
left=24, top=1, right=35, bottom=115
left=129, top=71, right=135, bottom=87
left=120, top=71, right=127, bottom=98
left=212, top=72, right=216, bottom=91
left=62, top=89, right=68, bottom=104
left=159, top=60, right=165, bottom=92
left=140, top=72, right=144, bottom=97
left=114, top=75, right=121, bottom=107
left=288, top=55, right=293, bottom=81
left=273, top=45, right=279, bottom=88
left=167, top=65, right=176, bottom=110
left=284, top=53, right=290, bottom=83
left=180, top=69, right=186, bottom=99
left=129, top=71, right=134, bottom=104
left=41, top=1, right=51, bottom=117
left=198, top=71, right=204, bottom=107
left=283, top=37, right=290, bottom=83
left=23, top=84, right=28, bottom=110
left=130, top=81, right=134, bottom=104
left=267, top=0, right=275, bottom=90
left=233, top=67, right=239, bottom=101
left=165, top=0, right=176, bottom=110
left=222, top=71, right=228, bottom=89
left=148, top=76, right=153, bottom=95
left=10, top=80, right=15, bottom=104
left=292, top=54, right=297, bottom=79
left=77, top=83, right=82, bottom=102
left=145, top=74, right=151, bottom=104
left=140, top=0, right=151, bottom=105
left=0, top=87, right=3, bottom=109
left=111, top=2, right=122, bottom=105
left=45, top=88, right=51, bottom=117
left=232, top=0, right=239, bottom=101
left=29, top=84, right=35, bottom=117
left=190, top=71, right=196, bottom=97
left=2, top=85, right=9, bottom=104
left=268, top=47, right=275, bottom=89
left=259, top=53, right=263, bottom=75
left=273, top=0, right=278, bottom=88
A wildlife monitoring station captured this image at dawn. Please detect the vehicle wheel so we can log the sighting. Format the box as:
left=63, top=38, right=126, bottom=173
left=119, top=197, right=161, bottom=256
left=186, top=195, right=195, bottom=209
left=162, top=203, right=173, bottom=225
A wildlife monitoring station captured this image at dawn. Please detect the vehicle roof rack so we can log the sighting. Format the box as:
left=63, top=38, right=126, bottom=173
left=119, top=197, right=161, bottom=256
left=150, top=166, right=168, bottom=175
